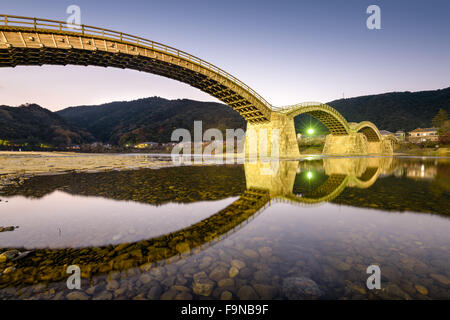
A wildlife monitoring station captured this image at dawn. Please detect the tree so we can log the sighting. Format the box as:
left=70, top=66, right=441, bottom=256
left=438, top=120, right=450, bottom=145
left=432, top=109, right=448, bottom=128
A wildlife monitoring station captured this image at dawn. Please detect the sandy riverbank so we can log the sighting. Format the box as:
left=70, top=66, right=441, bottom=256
left=0, top=151, right=176, bottom=189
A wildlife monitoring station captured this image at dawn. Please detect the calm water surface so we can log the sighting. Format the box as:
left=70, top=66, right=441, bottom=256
left=0, top=157, right=449, bottom=300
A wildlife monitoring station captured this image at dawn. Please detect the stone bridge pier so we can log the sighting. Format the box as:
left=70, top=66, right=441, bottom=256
left=244, top=106, right=394, bottom=158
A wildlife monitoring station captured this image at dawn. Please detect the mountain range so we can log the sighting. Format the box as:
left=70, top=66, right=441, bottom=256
left=1, top=87, right=449, bottom=147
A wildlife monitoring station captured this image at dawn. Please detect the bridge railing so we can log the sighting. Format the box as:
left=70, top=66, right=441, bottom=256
left=0, top=14, right=273, bottom=112
left=272, top=101, right=326, bottom=113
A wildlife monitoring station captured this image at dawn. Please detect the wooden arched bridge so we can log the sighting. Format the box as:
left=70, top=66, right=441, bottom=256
left=0, top=14, right=393, bottom=157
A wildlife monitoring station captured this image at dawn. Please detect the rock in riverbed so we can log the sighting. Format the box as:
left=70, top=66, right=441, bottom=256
left=282, top=277, right=323, bottom=300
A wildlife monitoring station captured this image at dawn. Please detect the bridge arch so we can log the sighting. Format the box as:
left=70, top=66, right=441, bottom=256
left=0, top=15, right=272, bottom=123
left=275, top=102, right=351, bottom=135
left=281, top=174, right=349, bottom=205
left=352, top=121, right=382, bottom=142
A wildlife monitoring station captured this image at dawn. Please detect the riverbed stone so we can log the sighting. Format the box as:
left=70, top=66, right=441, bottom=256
left=0, top=250, right=20, bottom=262
left=430, top=274, right=450, bottom=285
left=243, top=249, right=259, bottom=259
left=175, top=291, right=193, bottom=300
left=414, top=285, right=428, bottom=295
left=237, top=285, right=259, bottom=300
left=218, top=278, right=235, bottom=288
left=93, top=291, right=113, bottom=300
left=229, top=267, right=239, bottom=278
left=282, top=277, right=322, bottom=300
left=192, top=271, right=215, bottom=297
left=258, top=247, right=272, bottom=258
left=139, top=274, right=152, bottom=284
left=220, top=290, right=233, bottom=300
left=253, top=284, right=277, bottom=299
left=66, top=291, right=89, bottom=300
left=146, top=283, right=163, bottom=300
left=209, top=266, right=228, bottom=282
left=106, top=280, right=120, bottom=291
left=231, top=259, right=246, bottom=270
left=161, top=289, right=177, bottom=300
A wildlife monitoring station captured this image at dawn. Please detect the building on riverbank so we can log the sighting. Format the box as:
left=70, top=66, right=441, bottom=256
left=407, top=128, right=439, bottom=143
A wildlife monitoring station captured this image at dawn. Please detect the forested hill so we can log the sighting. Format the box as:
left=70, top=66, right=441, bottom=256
left=0, top=103, right=93, bottom=147
left=2, top=87, right=448, bottom=147
left=56, top=97, right=246, bottom=144
left=327, top=87, right=450, bottom=132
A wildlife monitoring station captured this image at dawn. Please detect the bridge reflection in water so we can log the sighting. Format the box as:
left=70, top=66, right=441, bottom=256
left=0, top=157, right=395, bottom=290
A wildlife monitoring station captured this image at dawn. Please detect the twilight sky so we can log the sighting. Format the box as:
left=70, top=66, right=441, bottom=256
left=1, top=0, right=449, bottom=111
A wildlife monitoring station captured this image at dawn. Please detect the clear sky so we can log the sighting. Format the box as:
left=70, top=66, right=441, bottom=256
left=1, top=0, right=449, bottom=110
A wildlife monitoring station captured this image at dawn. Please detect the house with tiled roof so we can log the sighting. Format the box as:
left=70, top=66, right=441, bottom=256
left=407, top=128, right=438, bottom=143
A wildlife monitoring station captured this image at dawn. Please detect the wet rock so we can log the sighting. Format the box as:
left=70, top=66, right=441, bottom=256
left=132, top=293, right=147, bottom=300
left=220, top=290, right=233, bottom=300
left=253, top=284, right=277, bottom=299
left=0, top=250, right=20, bottom=262
left=253, top=270, right=271, bottom=283
left=430, top=274, right=450, bottom=286
left=139, top=274, right=152, bottom=284
left=114, top=285, right=128, bottom=297
left=0, top=226, right=16, bottom=232
left=199, top=256, right=213, bottom=269
left=147, top=283, right=163, bottom=300
left=229, top=267, right=239, bottom=278
left=141, top=263, right=153, bottom=272
left=243, top=249, right=259, bottom=259
left=161, top=289, right=177, bottom=300
left=176, top=273, right=188, bottom=285
left=209, top=266, right=228, bottom=282
left=237, top=285, right=259, bottom=300
left=106, top=280, right=120, bottom=291
left=176, top=242, right=190, bottom=254
left=345, top=281, right=367, bottom=295
left=93, top=291, right=113, bottom=300
left=239, top=267, right=253, bottom=278
left=376, top=283, right=411, bottom=300
left=175, top=292, right=193, bottom=300
left=172, top=285, right=190, bottom=292
left=218, top=278, right=235, bottom=288
left=161, top=275, right=176, bottom=287
left=415, top=285, right=428, bottom=295
left=149, top=267, right=166, bottom=280
left=192, top=271, right=215, bottom=297
left=258, top=247, right=272, bottom=258
left=2, top=266, right=16, bottom=274
left=32, top=284, right=46, bottom=293
left=231, top=259, right=246, bottom=270
left=66, top=291, right=89, bottom=300
left=333, top=261, right=351, bottom=272
left=282, top=277, right=322, bottom=300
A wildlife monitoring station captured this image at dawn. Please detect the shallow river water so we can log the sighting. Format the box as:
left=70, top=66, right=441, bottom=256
left=0, top=156, right=449, bottom=300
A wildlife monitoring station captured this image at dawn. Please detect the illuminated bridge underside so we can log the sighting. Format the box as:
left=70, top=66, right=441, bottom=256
left=352, top=121, right=382, bottom=142
left=277, top=102, right=351, bottom=135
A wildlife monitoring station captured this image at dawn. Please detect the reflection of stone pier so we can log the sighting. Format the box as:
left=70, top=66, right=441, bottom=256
left=245, top=157, right=392, bottom=204
left=0, top=157, right=391, bottom=289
